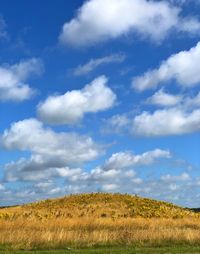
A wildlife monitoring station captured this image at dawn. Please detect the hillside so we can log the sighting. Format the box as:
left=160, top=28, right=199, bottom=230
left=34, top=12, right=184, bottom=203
left=0, top=193, right=197, bottom=220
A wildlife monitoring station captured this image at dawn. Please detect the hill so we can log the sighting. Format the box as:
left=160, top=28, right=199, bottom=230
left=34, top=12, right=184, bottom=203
left=0, top=193, right=197, bottom=220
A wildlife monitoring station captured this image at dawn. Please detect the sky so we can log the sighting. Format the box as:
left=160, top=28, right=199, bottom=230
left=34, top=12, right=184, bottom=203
left=0, top=0, right=200, bottom=207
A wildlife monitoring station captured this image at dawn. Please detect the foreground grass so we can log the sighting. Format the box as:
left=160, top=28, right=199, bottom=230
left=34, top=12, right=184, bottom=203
left=1, top=246, right=200, bottom=254
left=1, top=218, right=200, bottom=250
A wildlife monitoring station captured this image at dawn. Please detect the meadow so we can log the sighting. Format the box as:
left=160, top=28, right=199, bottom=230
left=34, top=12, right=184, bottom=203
left=2, top=246, right=200, bottom=254
left=0, top=193, right=200, bottom=253
left=1, top=217, right=200, bottom=250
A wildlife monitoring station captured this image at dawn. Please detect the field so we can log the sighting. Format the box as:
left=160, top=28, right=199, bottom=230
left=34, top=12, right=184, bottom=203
left=0, top=193, right=200, bottom=253
left=2, top=246, right=200, bottom=254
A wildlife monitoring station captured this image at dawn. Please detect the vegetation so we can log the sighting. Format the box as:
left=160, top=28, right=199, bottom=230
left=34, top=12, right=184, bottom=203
left=0, top=193, right=196, bottom=220
left=0, top=193, right=199, bottom=251
left=2, top=246, right=200, bottom=254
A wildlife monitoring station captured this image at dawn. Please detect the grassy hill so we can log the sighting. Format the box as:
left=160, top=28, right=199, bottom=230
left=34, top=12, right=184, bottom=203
left=0, top=193, right=197, bottom=220
left=0, top=193, right=200, bottom=250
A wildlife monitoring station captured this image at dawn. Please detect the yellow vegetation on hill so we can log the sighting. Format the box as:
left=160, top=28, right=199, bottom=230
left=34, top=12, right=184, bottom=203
left=0, top=193, right=197, bottom=220
left=0, top=193, right=199, bottom=250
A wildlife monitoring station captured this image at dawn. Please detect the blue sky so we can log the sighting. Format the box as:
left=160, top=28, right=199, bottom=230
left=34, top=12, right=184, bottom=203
left=0, top=0, right=200, bottom=207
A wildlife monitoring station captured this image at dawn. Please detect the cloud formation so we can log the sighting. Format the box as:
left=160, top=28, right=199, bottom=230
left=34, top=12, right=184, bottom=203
left=2, top=146, right=171, bottom=195
left=131, top=90, right=200, bottom=137
left=102, top=114, right=131, bottom=134
left=1, top=170, right=198, bottom=207
left=1, top=149, right=197, bottom=207
left=146, top=89, right=183, bottom=107
left=59, top=0, right=200, bottom=47
left=104, top=149, right=171, bottom=170
left=74, top=53, right=126, bottom=76
left=161, top=172, right=190, bottom=182
left=2, top=118, right=101, bottom=182
left=132, top=42, right=200, bottom=91
left=0, top=58, right=43, bottom=101
left=104, top=91, right=200, bottom=137
left=132, top=108, right=200, bottom=137
left=37, top=76, right=116, bottom=125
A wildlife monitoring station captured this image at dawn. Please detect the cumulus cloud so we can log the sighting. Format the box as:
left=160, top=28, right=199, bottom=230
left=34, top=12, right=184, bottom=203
left=37, top=76, right=116, bottom=125
left=161, top=172, right=191, bottom=182
left=132, top=108, right=200, bottom=137
left=185, top=92, right=200, bottom=108
left=0, top=58, right=43, bottom=101
left=2, top=118, right=101, bottom=182
left=59, top=0, right=200, bottom=47
left=58, top=148, right=171, bottom=191
left=2, top=118, right=100, bottom=163
left=104, top=89, right=200, bottom=137
left=104, top=149, right=171, bottom=170
left=133, top=42, right=200, bottom=91
left=146, top=89, right=183, bottom=106
left=2, top=171, right=198, bottom=207
left=0, top=118, right=174, bottom=198
left=1, top=145, right=197, bottom=207
left=102, top=114, right=131, bottom=134
left=74, top=53, right=126, bottom=76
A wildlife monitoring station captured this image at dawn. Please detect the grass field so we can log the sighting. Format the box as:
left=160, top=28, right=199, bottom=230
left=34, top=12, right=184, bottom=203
left=1, top=217, right=200, bottom=251
left=0, top=194, right=199, bottom=252
left=1, top=246, right=200, bottom=254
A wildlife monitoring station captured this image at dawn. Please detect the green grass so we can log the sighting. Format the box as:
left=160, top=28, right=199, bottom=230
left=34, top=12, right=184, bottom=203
left=1, top=246, right=200, bottom=254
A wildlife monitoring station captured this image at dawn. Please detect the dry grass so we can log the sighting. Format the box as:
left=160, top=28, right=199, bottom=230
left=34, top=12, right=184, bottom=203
left=1, top=217, right=200, bottom=250
left=0, top=193, right=199, bottom=250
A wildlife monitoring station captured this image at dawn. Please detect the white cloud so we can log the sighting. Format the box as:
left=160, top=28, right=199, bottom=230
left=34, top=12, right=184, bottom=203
left=102, top=114, right=131, bottom=134
left=0, top=183, right=5, bottom=190
left=132, top=108, right=200, bottom=136
left=104, top=90, right=200, bottom=137
left=90, top=167, right=122, bottom=181
left=34, top=182, right=53, bottom=189
left=37, top=76, right=116, bottom=125
left=168, top=183, right=178, bottom=191
left=2, top=118, right=101, bottom=182
left=63, top=148, right=170, bottom=190
left=1, top=141, right=170, bottom=194
left=59, top=0, right=200, bottom=47
left=2, top=172, right=196, bottom=206
left=2, top=118, right=100, bottom=163
left=104, top=149, right=171, bottom=170
left=133, top=42, right=200, bottom=91
left=146, top=89, right=183, bottom=106
left=2, top=146, right=198, bottom=207
left=0, top=58, right=43, bottom=101
left=102, top=183, right=119, bottom=192
left=185, top=92, right=200, bottom=108
left=74, top=53, right=126, bottom=76
left=161, top=172, right=191, bottom=182
left=56, top=167, right=83, bottom=179
left=1, top=118, right=172, bottom=187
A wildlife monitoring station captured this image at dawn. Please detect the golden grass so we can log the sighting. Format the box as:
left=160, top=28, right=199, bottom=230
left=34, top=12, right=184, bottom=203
left=1, top=217, right=200, bottom=250
left=0, top=193, right=199, bottom=250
